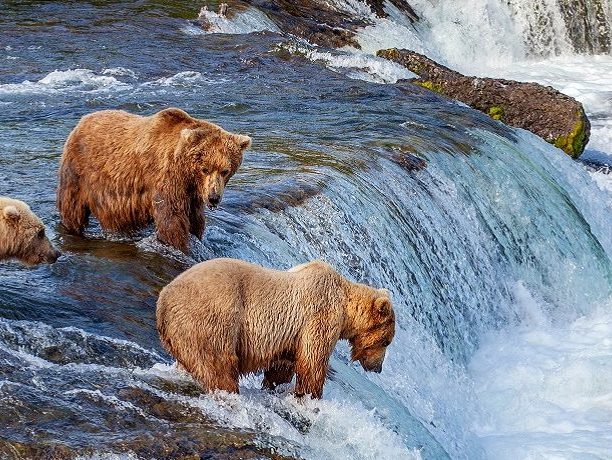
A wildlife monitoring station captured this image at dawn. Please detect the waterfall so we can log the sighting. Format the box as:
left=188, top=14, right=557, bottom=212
left=507, top=0, right=611, bottom=55
left=200, top=114, right=612, bottom=457
left=349, top=0, right=612, bottom=71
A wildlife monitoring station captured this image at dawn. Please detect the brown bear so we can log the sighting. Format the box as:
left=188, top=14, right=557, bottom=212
left=57, top=108, right=251, bottom=253
left=0, top=196, right=61, bottom=265
left=156, top=258, right=395, bottom=399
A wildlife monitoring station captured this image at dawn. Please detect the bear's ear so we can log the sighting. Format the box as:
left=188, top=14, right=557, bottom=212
left=374, top=297, right=391, bottom=315
left=3, top=206, right=20, bottom=223
left=181, top=127, right=215, bottom=145
left=234, top=134, right=252, bottom=151
left=180, top=128, right=199, bottom=143
left=158, top=108, right=192, bottom=124
left=377, top=288, right=391, bottom=299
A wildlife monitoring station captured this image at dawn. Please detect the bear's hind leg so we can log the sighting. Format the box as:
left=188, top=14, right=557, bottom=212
left=57, top=174, right=90, bottom=235
left=182, top=350, right=240, bottom=394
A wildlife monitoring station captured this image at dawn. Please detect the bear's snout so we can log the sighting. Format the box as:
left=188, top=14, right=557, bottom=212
left=360, top=357, right=384, bottom=373
left=207, top=192, right=221, bottom=209
left=46, top=248, right=61, bottom=264
left=358, top=347, right=387, bottom=373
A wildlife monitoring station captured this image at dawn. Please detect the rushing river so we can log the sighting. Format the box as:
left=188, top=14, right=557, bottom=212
left=1, top=1, right=612, bottom=459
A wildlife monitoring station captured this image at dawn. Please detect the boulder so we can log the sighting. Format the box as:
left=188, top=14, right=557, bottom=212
left=377, top=48, right=591, bottom=158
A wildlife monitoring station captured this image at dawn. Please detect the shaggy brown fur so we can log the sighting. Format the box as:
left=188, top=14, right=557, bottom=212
left=57, top=108, right=251, bottom=253
left=156, top=258, right=395, bottom=398
left=0, top=197, right=61, bottom=265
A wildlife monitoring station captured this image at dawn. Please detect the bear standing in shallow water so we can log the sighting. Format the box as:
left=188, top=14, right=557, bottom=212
left=156, top=258, right=395, bottom=399
left=57, top=108, right=251, bottom=253
left=0, top=197, right=61, bottom=266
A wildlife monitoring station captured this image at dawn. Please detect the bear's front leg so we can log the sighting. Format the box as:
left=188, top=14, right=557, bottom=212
left=294, top=318, right=338, bottom=399
left=153, top=190, right=190, bottom=253
left=189, top=196, right=205, bottom=240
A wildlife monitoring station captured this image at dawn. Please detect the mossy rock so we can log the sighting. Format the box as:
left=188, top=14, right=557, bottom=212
left=552, top=115, right=588, bottom=158
left=415, top=80, right=444, bottom=93
left=376, top=48, right=592, bottom=158
left=488, top=106, right=504, bottom=121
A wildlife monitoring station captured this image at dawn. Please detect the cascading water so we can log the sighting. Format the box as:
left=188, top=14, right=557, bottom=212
left=510, top=0, right=612, bottom=55
left=1, top=1, right=612, bottom=459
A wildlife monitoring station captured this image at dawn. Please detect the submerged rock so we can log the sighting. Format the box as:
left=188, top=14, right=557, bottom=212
left=377, top=48, right=591, bottom=158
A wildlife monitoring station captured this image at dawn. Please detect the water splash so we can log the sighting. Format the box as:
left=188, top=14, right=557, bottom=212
left=181, top=5, right=280, bottom=35
left=0, top=69, right=130, bottom=95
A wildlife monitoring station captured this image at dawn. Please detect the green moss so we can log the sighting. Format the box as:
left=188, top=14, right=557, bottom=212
left=380, top=48, right=401, bottom=60
left=488, top=105, right=504, bottom=121
left=552, top=116, right=587, bottom=158
left=415, top=80, right=444, bottom=93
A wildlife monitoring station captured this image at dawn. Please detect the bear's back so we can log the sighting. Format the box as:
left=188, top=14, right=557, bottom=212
left=158, top=258, right=345, bottom=373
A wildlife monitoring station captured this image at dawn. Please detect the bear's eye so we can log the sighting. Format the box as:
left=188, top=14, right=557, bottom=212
left=37, top=229, right=45, bottom=239
left=202, top=167, right=211, bottom=175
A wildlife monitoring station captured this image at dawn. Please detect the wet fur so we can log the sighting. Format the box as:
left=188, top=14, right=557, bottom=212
left=0, top=197, right=60, bottom=265
left=57, top=108, right=251, bottom=253
left=156, top=258, right=395, bottom=398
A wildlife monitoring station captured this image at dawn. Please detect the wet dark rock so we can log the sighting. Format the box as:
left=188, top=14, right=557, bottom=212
left=390, top=150, right=428, bottom=171
left=581, top=158, right=612, bottom=174
left=246, top=0, right=364, bottom=48
left=244, top=0, right=418, bottom=48
left=0, top=440, right=78, bottom=460
left=378, top=48, right=591, bottom=158
left=363, top=0, right=419, bottom=22
left=0, top=436, right=296, bottom=460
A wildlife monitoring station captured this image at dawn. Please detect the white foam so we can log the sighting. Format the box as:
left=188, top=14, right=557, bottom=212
left=101, top=67, right=138, bottom=79
left=291, top=395, right=422, bottom=460
left=181, top=6, right=280, bottom=36
left=127, top=363, right=421, bottom=460
left=277, top=42, right=416, bottom=84
left=589, top=168, right=612, bottom=193
left=470, top=289, right=612, bottom=460
left=0, top=69, right=129, bottom=95
left=142, top=70, right=228, bottom=87
left=353, top=2, right=426, bottom=57
left=0, top=67, right=230, bottom=97
left=322, top=0, right=374, bottom=18
left=0, top=318, right=163, bottom=361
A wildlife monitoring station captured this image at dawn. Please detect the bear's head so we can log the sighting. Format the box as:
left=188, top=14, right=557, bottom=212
left=179, top=124, right=251, bottom=210
left=0, top=199, right=61, bottom=266
left=347, top=286, right=395, bottom=373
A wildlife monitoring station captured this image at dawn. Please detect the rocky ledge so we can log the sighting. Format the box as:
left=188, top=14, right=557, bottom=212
left=244, top=0, right=418, bottom=48
left=377, top=48, right=591, bottom=158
